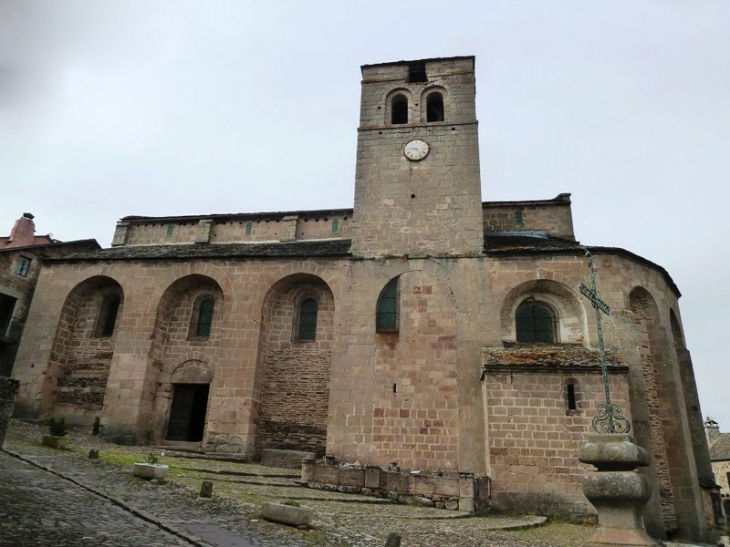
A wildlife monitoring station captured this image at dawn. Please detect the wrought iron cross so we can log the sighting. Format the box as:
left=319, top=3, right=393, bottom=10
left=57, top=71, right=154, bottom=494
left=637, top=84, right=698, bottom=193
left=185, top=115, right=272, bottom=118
left=580, top=251, right=630, bottom=434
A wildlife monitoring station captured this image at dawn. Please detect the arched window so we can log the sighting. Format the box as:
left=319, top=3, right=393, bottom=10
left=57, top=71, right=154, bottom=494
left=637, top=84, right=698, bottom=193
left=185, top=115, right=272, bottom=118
left=516, top=300, right=555, bottom=343
left=95, top=295, right=120, bottom=338
left=391, top=94, right=408, bottom=124
left=376, top=278, right=399, bottom=332
left=189, top=295, right=215, bottom=339
left=298, top=298, right=318, bottom=340
left=426, top=92, right=444, bottom=122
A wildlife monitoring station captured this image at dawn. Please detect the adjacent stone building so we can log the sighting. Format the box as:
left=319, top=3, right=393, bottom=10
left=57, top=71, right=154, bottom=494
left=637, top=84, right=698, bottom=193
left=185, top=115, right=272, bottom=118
left=705, top=418, right=730, bottom=520
left=10, top=57, right=718, bottom=542
left=0, top=213, right=99, bottom=376
left=706, top=419, right=730, bottom=496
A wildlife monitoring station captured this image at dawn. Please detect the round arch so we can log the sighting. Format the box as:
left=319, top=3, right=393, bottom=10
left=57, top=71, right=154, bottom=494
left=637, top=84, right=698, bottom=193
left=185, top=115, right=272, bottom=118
left=500, top=279, right=585, bottom=343
left=255, top=272, right=335, bottom=455
left=44, top=275, right=125, bottom=418
left=384, top=88, right=414, bottom=125
left=171, top=359, right=214, bottom=385
left=421, top=85, right=449, bottom=123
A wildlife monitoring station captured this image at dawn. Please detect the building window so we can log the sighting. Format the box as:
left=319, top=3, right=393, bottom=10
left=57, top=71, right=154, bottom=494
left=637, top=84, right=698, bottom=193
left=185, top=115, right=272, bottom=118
left=516, top=300, right=555, bottom=343
left=245, top=221, right=253, bottom=235
left=426, top=92, right=444, bottom=122
left=408, top=61, right=427, bottom=83
left=566, top=382, right=578, bottom=411
left=189, top=295, right=215, bottom=339
left=166, top=224, right=175, bottom=237
left=0, top=293, right=17, bottom=337
left=391, top=94, right=408, bottom=124
left=95, top=296, right=121, bottom=338
left=514, top=210, right=523, bottom=226
left=332, top=218, right=339, bottom=234
left=297, top=298, right=318, bottom=340
left=376, top=278, right=399, bottom=332
left=14, top=256, right=31, bottom=277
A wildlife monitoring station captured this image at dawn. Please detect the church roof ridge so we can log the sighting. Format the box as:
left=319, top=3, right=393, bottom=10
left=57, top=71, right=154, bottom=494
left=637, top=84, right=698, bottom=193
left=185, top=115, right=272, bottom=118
left=118, top=195, right=572, bottom=225
left=361, top=55, right=475, bottom=70
left=120, top=207, right=354, bottom=224
left=482, top=193, right=572, bottom=207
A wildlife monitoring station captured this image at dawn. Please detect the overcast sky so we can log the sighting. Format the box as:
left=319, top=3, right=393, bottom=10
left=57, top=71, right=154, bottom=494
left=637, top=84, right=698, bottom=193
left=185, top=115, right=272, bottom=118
left=1, top=1, right=728, bottom=426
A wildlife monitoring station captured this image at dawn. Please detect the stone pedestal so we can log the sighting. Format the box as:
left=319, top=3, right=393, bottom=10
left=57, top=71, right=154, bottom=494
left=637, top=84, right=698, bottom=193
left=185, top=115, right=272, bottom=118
left=0, top=377, right=19, bottom=448
left=579, top=434, right=662, bottom=547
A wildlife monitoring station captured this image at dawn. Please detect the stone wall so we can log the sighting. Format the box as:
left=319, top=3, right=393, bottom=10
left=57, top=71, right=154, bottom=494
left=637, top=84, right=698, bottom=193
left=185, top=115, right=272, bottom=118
left=302, top=459, right=490, bottom=512
left=483, top=363, right=630, bottom=522
left=0, top=376, right=19, bottom=447
left=371, top=271, right=459, bottom=471
left=50, top=277, right=123, bottom=421
left=115, top=212, right=353, bottom=247
left=482, top=194, right=575, bottom=240
left=257, top=275, right=334, bottom=454
left=713, top=461, right=730, bottom=496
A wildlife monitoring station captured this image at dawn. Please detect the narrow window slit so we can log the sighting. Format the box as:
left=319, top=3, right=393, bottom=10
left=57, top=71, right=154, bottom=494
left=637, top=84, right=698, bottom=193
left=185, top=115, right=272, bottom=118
left=567, top=383, right=577, bottom=410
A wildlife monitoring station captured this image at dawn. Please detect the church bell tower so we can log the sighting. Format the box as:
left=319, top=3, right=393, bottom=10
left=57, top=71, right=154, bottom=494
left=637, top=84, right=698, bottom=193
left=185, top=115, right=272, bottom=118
left=351, top=56, right=484, bottom=258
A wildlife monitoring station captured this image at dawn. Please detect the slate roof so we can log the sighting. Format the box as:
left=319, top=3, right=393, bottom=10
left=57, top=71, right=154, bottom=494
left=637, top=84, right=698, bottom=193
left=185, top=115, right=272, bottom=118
left=485, top=234, right=680, bottom=297
left=121, top=208, right=353, bottom=223
left=42, top=233, right=679, bottom=296
left=0, top=239, right=100, bottom=255
left=47, top=239, right=352, bottom=262
left=709, top=433, right=730, bottom=461
left=485, top=234, right=582, bottom=253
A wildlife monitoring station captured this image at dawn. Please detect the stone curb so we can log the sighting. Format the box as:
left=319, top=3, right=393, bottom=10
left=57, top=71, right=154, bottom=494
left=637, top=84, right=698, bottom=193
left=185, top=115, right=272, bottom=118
left=1, top=447, right=212, bottom=547
left=491, top=516, right=548, bottom=530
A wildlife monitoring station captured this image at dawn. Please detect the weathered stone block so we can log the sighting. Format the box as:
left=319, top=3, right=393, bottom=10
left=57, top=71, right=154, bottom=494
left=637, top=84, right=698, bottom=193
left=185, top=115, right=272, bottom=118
left=132, top=463, right=168, bottom=480
left=260, top=502, right=312, bottom=527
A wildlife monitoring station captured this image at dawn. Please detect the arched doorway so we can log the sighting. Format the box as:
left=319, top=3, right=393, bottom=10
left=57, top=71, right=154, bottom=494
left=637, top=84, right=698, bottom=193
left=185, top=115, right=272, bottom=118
left=166, top=360, right=212, bottom=442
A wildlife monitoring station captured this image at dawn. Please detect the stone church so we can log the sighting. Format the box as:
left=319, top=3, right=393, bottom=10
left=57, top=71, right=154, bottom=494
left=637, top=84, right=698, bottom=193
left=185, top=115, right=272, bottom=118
left=10, top=57, right=718, bottom=541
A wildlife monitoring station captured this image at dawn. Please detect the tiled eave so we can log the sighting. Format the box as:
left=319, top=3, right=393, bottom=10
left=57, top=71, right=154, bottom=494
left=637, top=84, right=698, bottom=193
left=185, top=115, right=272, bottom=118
left=43, top=239, right=352, bottom=263
left=480, top=343, right=629, bottom=380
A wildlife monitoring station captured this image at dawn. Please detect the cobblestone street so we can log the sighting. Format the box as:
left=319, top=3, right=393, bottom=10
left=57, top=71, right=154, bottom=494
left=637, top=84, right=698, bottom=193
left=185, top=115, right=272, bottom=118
left=0, top=421, right=600, bottom=546
left=0, top=450, right=193, bottom=547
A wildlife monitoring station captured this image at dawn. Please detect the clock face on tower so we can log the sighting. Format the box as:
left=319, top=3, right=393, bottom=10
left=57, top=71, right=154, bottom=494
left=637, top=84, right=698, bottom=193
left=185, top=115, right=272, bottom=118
left=403, top=139, right=430, bottom=161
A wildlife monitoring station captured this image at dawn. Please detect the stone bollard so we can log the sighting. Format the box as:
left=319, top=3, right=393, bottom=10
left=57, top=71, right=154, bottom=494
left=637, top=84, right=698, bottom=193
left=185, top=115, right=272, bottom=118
left=579, top=434, right=661, bottom=547
left=88, top=449, right=99, bottom=460
left=384, top=532, right=401, bottom=547
left=0, top=377, right=19, bottom=448
left=301, top=454, right=316, bottom=484
left=200, top=480, right=213, bottom=498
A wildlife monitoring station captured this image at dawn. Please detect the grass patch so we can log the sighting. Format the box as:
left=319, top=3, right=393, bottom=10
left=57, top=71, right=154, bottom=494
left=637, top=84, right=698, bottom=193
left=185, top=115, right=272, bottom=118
left=98, top=451, right=143, bottom=466
left=511, top=522, right=593, bottom=546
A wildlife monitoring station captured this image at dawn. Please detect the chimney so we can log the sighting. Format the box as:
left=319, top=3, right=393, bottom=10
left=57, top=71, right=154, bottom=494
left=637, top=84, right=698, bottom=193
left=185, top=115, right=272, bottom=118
left=704, top=417, right=720, bottom=446
left=7, top=213, right=37, bottom=247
